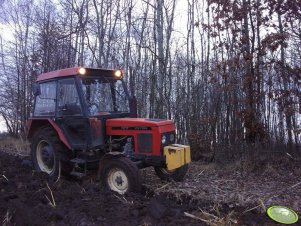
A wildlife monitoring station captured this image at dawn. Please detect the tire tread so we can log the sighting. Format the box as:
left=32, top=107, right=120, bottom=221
left=154, top=164, right=188, bottom=182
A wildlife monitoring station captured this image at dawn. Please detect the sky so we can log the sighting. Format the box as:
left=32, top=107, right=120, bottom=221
left=0, top=24, right=9, bottom=132
left=0, top=117, right=6, bottom=133
left=0, top=24, right=7, bottom=132
left=0, top=0, right=190, bottom=133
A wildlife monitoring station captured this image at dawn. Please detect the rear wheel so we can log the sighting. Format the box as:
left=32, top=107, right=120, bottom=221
left=101, top=157, right=141, bottom=194
left=31, top=127, right=70, bottom=177
left=154, top=164, right=188, bottom=182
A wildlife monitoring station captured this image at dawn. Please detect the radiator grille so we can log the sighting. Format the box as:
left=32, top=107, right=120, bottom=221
left=137, top=133, right=153, bottom=153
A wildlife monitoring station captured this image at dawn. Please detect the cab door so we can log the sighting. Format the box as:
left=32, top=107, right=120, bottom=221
left=55, top=78, right=89, bottom=150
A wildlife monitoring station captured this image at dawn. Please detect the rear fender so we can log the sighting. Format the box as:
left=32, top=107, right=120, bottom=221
left=26, top=118, right=72, bottom=150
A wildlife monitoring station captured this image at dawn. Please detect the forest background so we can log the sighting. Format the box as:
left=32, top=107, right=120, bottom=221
left=0, top=0, right=300, bottom=160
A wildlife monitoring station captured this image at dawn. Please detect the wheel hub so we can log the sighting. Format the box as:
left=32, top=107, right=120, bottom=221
left=41, top=146, right=54, bottom=168
left=107, top=169, right=128, bottom=194
left=115, top=175, right=124, bottom=186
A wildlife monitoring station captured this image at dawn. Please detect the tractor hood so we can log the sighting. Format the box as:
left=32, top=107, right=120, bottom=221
left=106, top=118, right=176, bottom=156
left=106, top=118, right=174, bottom=128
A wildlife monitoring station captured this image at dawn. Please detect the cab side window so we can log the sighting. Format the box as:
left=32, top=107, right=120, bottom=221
left=57, top=78, right=82, bottom=116
left=34, top=82, right=56, bottom=116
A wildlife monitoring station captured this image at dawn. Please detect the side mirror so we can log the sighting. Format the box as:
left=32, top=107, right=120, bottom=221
left=32, top=83, right=41, bottom=96
left=129, top=96, right=137, bottom=118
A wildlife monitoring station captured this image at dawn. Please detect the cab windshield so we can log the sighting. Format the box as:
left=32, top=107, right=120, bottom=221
left=80, top=78, right=129, bottom=116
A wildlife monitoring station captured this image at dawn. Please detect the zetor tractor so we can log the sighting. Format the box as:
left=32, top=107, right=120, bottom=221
left=26, top=67, right=191, bottom=194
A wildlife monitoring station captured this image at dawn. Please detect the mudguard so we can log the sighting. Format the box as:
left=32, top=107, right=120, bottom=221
left=26, top=118, right=72, bottom=150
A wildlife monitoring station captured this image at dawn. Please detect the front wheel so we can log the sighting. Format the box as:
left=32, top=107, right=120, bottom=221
left=154, top=164, right=189, bottom=182
left=101, top=157, right=142, bottom=194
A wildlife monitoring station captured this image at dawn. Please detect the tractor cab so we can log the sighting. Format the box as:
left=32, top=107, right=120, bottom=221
left=27, top=67, right=191, bottom=194
left=31, top=67, right=131, bottom=151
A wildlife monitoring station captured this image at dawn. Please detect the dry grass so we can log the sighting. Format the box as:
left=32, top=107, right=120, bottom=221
left=184, top=207, right=237, bottom=226
left=45, top=183, right=56, bottom=208
left=2, top=209, right=13, bottom=226
left=217, top=152, right=296, bottom=176
left=0, top=136, right=30, bottom=156
left=142, top=152, right=301, bottom=225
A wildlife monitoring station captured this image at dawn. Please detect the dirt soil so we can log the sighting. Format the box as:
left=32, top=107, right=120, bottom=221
left=0, top=149, right=300, bottom=226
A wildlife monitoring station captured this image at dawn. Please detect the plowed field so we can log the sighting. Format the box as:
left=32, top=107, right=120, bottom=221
left=0, top=150, right=300, bottom=225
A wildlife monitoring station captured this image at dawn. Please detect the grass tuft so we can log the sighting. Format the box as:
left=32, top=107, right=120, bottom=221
left=3, top=209, right=13, bottom=226
left=0, top=135, right=30, bottom=156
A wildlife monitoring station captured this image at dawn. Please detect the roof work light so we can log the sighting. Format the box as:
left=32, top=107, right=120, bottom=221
left=78, top=67, right=87, bottom=75
left=114, top=70, right=122, bottom=78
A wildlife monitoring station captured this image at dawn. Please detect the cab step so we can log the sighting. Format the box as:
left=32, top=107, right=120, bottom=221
left=70, top=158, right=86, bottom=164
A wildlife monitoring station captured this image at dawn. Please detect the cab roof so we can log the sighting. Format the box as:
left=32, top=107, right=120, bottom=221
left=37, top=67, right=122, bottom=82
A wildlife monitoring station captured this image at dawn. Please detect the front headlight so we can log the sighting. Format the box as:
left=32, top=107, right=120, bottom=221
left=161, top=135, right=166, bottom=144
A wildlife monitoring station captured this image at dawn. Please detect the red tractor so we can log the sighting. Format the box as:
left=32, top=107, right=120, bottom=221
left=26, top=67, right=190, bottom=194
